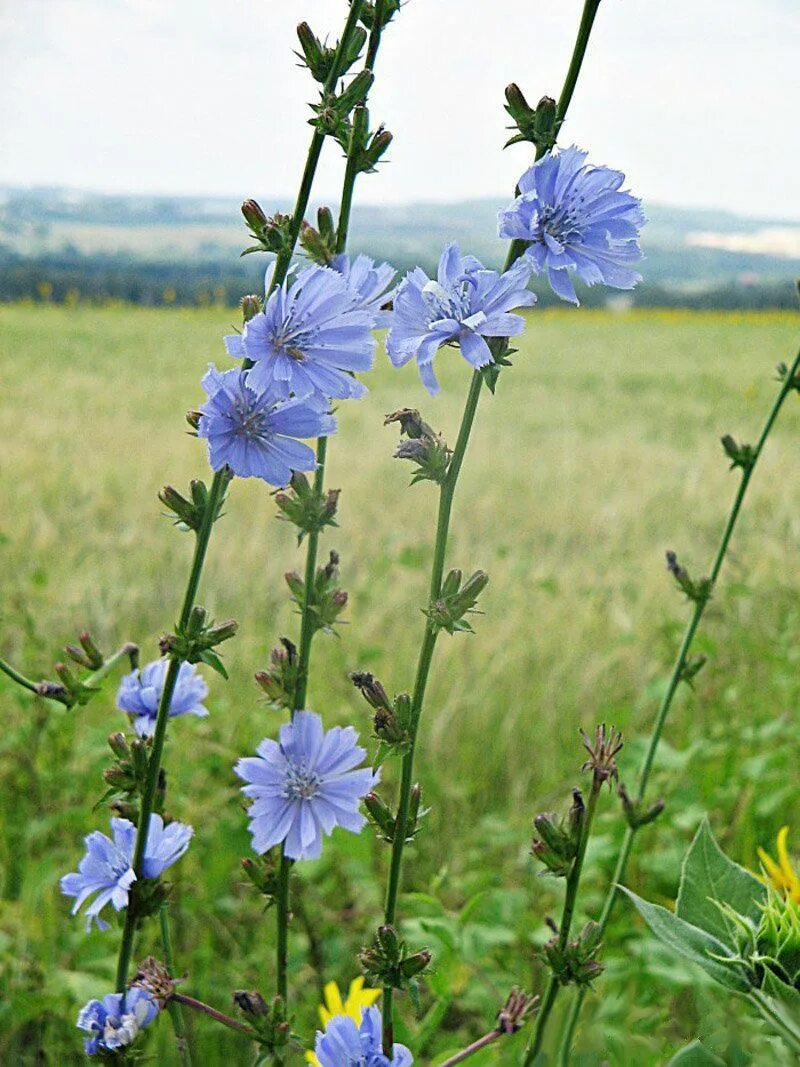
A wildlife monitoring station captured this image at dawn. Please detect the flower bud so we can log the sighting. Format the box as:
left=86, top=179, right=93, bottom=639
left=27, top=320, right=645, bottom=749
left=78, top=630, right=104, bottom=669
left=108, top=732, right=130, bottom=759
left=241, top=199, right=267, bottom=232
left=241, top=294, right=261, bottom=322
left=401, top=949, right=431, bottom=978
left=350, top=671, right=392, bottom=711
left=364, top=792, right=396, bottom=841
left=64, top=643, right=93, bottom=669
left=233, top=989, right=269, bottom=1018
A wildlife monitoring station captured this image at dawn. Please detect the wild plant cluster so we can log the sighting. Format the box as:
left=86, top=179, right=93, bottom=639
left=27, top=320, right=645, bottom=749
left=3, top=2, right=800, bottom=1064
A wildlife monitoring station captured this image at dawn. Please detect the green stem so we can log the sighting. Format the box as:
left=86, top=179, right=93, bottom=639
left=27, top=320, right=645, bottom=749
left=379, top=0, right=605, bottom=1051
left=115, top=468, right=227, bottom=995
left=84, top=644, right=137, bottom=689
left=557, top=347, right=800, bottom=1062
left=271, top=0, right=393, bottom=1014
left=160, top=906, right=193, bottom=1067
left=554, top=1, right=602, bottom=126
left=0, top=655, right=39, bottom=693
left=749, top=990, right=800, bottom=1054
left=269, top=0, right=367, bottom=292
left=524, top=779, right=602, bottom=1064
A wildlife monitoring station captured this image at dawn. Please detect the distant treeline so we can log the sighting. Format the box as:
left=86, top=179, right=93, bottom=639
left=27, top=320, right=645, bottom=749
left=0, top=248, right=797, bottom=310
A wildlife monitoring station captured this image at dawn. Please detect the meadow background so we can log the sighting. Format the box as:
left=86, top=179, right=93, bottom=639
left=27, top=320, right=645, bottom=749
left=1, top=303, right=799, bottom=1063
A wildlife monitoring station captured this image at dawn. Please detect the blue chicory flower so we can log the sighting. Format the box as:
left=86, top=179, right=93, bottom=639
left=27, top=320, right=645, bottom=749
left=385, top=243, right=535, bottom=395
left=223, top=263, right=376, bottom=405
left=60, top=815, right=193, bottom=930
left=77, top=988, right=159, bottom=1055
left=117, top=658, right=209, bottom=738
left=315, top=1006, right=413, bottom=1067
left=498, top=145, right=645, bottom=305
left=234, top=710, right=378, bottom=861
left=331, top=253, right=396, bottom=328
left=197, top=365, right=336, bottom=486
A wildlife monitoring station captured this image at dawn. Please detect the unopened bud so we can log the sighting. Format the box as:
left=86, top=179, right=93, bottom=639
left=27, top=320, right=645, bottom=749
left=241, top=294, right=261, bottom=321
left=241, top=199, right=267, bottom=232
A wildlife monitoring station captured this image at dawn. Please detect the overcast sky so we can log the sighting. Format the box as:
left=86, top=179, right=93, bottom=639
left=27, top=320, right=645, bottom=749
left=1, top=0, right=798, bottom=219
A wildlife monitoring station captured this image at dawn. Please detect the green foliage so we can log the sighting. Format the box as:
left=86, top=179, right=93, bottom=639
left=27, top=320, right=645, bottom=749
left=1, top=309, right=800, bottom=1063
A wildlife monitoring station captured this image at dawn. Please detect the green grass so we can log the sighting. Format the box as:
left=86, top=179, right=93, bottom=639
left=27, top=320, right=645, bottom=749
left=0, top=304, right=799, bottom=1064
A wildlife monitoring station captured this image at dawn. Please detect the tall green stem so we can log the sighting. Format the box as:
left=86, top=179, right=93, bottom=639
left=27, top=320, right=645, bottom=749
left=160, top=906, right=193, bottom=1067
left=115, top=468, right=227, bottom=995
left=269, top=0, right=367, bottom=292
left=271, top=0, right=392, bottom=1013
left=524, top=779, right=602, bottom=1064
left=557, top=347, right=800, bottom=1063
left=379, top=0, right=604, bottom=1052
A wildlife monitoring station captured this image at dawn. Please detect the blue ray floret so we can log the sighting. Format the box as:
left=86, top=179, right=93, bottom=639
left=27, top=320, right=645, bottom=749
left=223, top=263, right=376, bottom=405
left=116, top=658, right=209, bottom=738
left=235, top=710, right=378, bottom=861
left=332, top=252, right=397, bottom=328
left=498, top=145, right=645, bottom=305
left=315, top=1006, right=413, bottom=1066
left=77, top=988, right=159, bottom=1055
left=197, top=365, right=336, bottom=486
left=385, top=243, right=535, bottom=395
left=60, top=815, right=193, bottom=930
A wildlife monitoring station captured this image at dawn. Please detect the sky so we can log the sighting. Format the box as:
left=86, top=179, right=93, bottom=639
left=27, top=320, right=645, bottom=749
left=1, top=0, right=798, bottom=219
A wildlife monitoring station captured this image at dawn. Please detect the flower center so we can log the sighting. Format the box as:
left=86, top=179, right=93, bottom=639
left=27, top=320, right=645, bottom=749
left=421, top=277, right=473, bottom=325
left=231, top=392, right=272, bottom=441
left=536, top=197, right=585, bottom=245
left=283, top=760, right=321, bottom=801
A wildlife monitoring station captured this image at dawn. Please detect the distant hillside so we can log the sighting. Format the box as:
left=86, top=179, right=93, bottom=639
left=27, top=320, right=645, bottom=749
left=1, top=186, right=799, bottom=308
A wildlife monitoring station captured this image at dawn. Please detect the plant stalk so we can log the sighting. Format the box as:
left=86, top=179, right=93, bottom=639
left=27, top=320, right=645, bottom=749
left=171, top=994, right=253, bottom=1037
left=524, top=777, right=602, bottom=1064
left=160, top=905, right=193, bottom=1067
left=557, top=347, right=800, bottom=1062
left=379, top=0, right=605, bottom=1049
left=115, top=468, right=227, bottom=995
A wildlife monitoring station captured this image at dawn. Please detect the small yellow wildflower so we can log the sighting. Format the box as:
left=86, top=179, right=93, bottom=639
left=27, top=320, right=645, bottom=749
left=757, top=826, right=800, bottom=904
left=304, top=977, right=381, bottom=1065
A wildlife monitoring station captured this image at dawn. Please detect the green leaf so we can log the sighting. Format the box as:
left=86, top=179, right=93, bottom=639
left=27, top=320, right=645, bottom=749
left=198, top=649, right=228, bottom=679
left=667, top=1040, right=726, bottom=1066
left=619, top=887, right=751, bottom=992
left=750, top=970, right=800, bottom=1053
left=677, top=818, right=765, bottom=944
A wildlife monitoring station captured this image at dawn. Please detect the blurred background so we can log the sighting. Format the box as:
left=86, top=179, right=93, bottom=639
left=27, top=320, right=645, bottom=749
left=1, top=2, right=799, bottom=1065
left=1, top=0, right=799, bottom=308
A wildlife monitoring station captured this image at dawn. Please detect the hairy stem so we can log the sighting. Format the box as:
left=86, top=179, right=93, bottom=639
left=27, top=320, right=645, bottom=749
left=524, top=778, right=602, bottom=1064
left=115, top=468, right=227, bottom=995
left=440, top=1029, right=503, bottom=1066
left=171, top=994, right=253, bottom=1037
left=557, top=347, right=800, bottom=1062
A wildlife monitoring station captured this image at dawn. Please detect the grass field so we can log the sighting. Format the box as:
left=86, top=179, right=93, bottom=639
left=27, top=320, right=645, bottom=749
left=1, top=305, right=799, bottom=1064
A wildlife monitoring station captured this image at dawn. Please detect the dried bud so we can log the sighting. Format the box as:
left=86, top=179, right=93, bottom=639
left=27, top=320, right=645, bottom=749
left=350, top=671, right=392, bottom=712
left=580, top=724, right=623, bottom=788
left=496, top=988, right=538, bottom=1035
left=131, top=956, right=177, bottom=1007
left=618, top=783, right=665, bottom=829
left=233, top=989, right=269, bottom=1018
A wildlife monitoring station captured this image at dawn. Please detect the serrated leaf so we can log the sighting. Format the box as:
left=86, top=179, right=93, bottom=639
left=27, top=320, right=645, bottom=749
left=619, top=886, right=751, bottom=992
left=677, top=819, right=765, bottom=945
left=667, top=1040, right=726, bottom=1066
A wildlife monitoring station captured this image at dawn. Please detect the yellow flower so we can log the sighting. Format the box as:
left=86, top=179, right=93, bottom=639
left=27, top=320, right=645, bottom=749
left=304, top=977, right=381, bottom=1065
left=757, top=827, right=800, bottom=904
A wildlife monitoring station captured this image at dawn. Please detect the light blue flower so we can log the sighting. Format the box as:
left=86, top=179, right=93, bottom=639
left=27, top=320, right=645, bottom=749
left=498, top=145, right=645, bottom=305
left=331, top=253, right=396, bottom=328
left=60, top=815, right=193, bottom=930
left=197, top=365, right=336, bottom=486
left=315, top=1006, right=413, bottom=1066
left=223, top=263, right=376, bottom=405
left=117, top=658, right=208, bottom=738
left=385, top=243, right=535, bottom=394
left=77, top=988, right=159, bottom=1055
left=235, top=710, right=378, bottom=861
